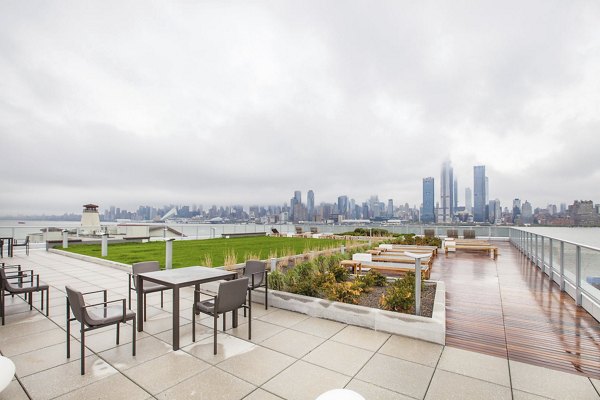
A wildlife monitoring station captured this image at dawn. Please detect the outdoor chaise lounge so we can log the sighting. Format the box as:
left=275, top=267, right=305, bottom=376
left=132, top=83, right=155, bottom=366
left=1, top=264, right=49, bottom=325
left=66, top=286, right=136, bottom=375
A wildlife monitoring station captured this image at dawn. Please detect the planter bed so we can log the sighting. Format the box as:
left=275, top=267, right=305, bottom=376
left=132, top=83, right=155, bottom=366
left=251, top=281, right=446, bottom=345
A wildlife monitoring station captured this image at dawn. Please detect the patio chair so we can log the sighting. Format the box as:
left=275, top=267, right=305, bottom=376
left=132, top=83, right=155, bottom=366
left=128, top=261, right=169, bottom=321
left=11, top=237, right=29, bottom=256
left=242, top=260, right=268, bottom=311
left=66, top=286, right=136, bottom=375
left=0, top=265, right=49, bottom=325
left=192, top=277, right=250, bottom=355
left=463, top=229, right=476, bottom=239
left=447, top=229, right=458, bottom=239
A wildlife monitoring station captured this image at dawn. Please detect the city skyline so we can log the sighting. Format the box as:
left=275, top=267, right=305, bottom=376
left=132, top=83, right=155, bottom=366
left=1, top=2, right=599, bottom=215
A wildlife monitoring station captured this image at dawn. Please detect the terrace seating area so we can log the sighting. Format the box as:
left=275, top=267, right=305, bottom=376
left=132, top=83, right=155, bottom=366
left=1, top=245, right=600, bottom=399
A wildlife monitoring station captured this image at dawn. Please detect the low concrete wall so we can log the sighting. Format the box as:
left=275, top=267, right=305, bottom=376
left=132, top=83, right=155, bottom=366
left=252, top=281, right=446, bottom=345
left=48, top=248, right=131, bottom=272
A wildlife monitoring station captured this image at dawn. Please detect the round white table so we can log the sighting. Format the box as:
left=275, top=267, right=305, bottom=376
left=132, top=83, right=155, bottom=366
left=0, top=356, right=15, bottom=393
left=315, top=389, right=366, bottom=400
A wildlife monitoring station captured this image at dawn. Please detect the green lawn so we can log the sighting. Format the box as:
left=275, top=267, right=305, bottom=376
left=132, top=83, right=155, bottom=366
left=61, top=236, right=345, bottom=269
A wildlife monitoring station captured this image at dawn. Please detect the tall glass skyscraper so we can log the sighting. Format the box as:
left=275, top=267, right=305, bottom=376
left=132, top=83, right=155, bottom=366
left=440, top=160, right=454, bottom=223
left=473, top=165, right=486, bottom=222
left=307, top=190, right=314, bottom=221
left=422, top=177, right=435, bottom=223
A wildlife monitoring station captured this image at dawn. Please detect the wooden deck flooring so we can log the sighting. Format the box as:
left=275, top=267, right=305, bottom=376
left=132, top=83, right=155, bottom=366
left=430, top=241, right=600, bottom=378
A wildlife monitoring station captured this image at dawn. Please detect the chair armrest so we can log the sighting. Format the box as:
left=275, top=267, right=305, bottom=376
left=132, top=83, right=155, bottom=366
left=194, top=289, right=217, bottom=298
left=5, top=269, right=33, bottom=277
left=82, top=289, right=108, bottom=296
left=82, top=298, right=125, bottom=309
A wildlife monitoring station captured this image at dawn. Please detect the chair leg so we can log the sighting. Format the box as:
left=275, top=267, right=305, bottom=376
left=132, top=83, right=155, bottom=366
left=192, top=308, right=196, bottom=342
left=128, top=279, right=132, bottom=310
left=132, top=318, right=136, bottom=356
left=248, top=298, right=252, bottom=341
left=116, top=322, right=120, bottom=345
left=66, top=302, right=70, bottom=358
left=46, top=289, right=49, bottom=317
left=29, top=290, right=33, bottom=310
left=265, top=279, right=268, bottom=310
left=80, top=321, right=85, bottom=375
left=213, top=313, right=218, bottom=355
left=144, top=293, right=147, bottom=322
left=1, top=289, right=4, bottom=326
left=222, top=312, right=226, bottom=331
left=160, top=291, right=163, bottom=308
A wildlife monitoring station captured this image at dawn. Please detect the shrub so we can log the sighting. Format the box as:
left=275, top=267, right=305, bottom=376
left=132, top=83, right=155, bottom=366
left=284, top=261, right=320, bottom=297
left=268, top=270, right=285, bottom=291
left=379, top=271, right=426, bottom=313
left=365, top=269, right=387, bottom=286
left=328, top=262, right=349, bottom=283
left=323, top=281, right=362, bottom=304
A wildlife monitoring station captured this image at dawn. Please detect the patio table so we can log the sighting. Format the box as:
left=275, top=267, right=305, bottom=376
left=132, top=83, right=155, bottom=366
left=136, top=266, right=237, bottom=350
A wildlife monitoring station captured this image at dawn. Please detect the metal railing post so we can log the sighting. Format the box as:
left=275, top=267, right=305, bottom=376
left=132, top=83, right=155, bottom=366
left=560, top=241, right=565, bottom=291
left=535, top=234, right=539, bottom=267
left=541, top=237, right=545, bottom=272
left=548, top=238, right=553, bottom=282
left=576, top=245, right=582, bottom=305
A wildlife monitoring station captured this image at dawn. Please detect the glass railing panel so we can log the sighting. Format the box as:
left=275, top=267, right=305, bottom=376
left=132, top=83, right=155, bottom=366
left=562, top=242, right=577, bottom=284
left=580, top=248, right=600, bottom=302
left=551, top=240, right=561, bottom=272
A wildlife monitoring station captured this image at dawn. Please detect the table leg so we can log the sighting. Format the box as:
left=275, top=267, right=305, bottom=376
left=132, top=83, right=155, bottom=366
left=172, top=286, right=180, bottom=351
left=136, top=276, right=143, bottom=332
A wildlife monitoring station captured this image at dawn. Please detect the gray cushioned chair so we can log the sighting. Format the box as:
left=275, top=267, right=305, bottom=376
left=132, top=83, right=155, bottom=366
left=128, top=261, right=169, bottom=321
left=192, top=277, right=250, bottom=355
left=242, top=260, right=268, bottom=312
left=1, top=265, right=49, bottom=325
left=66, top=286, right=136, bottom=375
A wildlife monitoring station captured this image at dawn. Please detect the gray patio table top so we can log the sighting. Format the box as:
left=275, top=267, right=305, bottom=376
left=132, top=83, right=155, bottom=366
left=136, top=266, right=237, bottom=350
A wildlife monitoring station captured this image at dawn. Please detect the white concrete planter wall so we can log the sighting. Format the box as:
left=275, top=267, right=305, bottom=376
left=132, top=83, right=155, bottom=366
left=252, top=281, right=446, bottom=345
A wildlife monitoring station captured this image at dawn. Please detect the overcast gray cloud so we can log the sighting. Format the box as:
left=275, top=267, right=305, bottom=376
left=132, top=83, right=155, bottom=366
left=1, top=0, right=599, bottom=215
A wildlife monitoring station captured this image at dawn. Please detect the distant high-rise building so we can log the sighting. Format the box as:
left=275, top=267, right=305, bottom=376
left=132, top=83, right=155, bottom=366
left=453, top=178, right=458, bottom=210
left=307, top=190, right=314, bottom=221
left=337, top=195, right=348, bottom=217
left=488, top=199, right=501, bottom=224
left=387, top=199, right=394, bottom=217
left=512, top=198, right=521, bottom=223
left=465, top=188, right=472, bottom=214
left=560, top=203, right=567, bottom=214
left=521, top=201, right=533, bottom=224
left=440, top=160, right=454, bottom=223
left=422, top=177, right=435, bottom=223
left=294, top=190, right=302, bottom=205
left=473, top=165, right=486, bottom=222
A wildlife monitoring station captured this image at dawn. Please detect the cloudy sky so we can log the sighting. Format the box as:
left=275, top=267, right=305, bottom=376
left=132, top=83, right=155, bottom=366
left=1, top=1, right=599, bottom=216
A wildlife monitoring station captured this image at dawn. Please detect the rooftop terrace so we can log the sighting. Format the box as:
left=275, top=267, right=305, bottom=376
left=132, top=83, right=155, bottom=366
left=1, top=242, right=600, bottom=399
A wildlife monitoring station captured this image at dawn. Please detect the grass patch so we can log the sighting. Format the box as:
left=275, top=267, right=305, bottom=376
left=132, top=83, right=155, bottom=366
left=60, top=237, right=345, bottom=269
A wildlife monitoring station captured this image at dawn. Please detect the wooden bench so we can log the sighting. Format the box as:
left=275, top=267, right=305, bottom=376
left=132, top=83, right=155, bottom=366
left=445, top=243, right=499, bottom=258
left=341, top=259, right=431, bottom=279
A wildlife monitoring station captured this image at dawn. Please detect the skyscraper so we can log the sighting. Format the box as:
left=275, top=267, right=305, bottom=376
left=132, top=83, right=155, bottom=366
left=440, top=160, right=454, bottom=222
left=422, top=177, right=435, bottom=223
left=387, top=199, right=394, bottom=218
left=307, top=190, right=314, bottom=221
left=294, top=190, right=302, bottom=205
left=465, top=188, right=472, bottom=214
left=473, top=165, right=486, bottom=222
left=453, top=178, right=458, bottom=210
left=337, top=195, right=348, bottom=217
